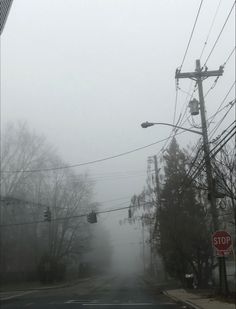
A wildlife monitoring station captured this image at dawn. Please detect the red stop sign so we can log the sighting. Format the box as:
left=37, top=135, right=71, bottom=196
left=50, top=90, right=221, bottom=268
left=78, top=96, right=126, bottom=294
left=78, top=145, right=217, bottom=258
left=212, top=230, right=232, bottom=253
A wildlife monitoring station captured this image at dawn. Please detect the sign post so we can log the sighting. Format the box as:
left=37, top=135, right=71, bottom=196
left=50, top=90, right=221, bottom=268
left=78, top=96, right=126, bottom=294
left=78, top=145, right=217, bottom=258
left=212, top=231, right=232, bottom=295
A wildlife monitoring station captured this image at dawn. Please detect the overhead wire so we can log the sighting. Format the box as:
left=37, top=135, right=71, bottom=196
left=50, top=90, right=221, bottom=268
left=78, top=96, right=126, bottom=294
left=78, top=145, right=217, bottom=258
left=188, top=124, right=236, bottom=183
left=199, top=0, right=222, bottom=60
left=156, top=82, right=197, bottom=161
left=155, top=125, right=235, bottom=218
left=88, top=173, right=146, bottom=183
left=179, top=0, right=204, bottom=70
left=1, top=132, right=187, bottom=174
left=181, top=114, right=234, bottom=183
left=209, top=80, right=236, bottom=123
left=208, top=98, right=235, bottom=127
left=184, top=121, right=235, bottom=179
left=0, top=203, right=136, bottom=228
left=203, top=0, right=236, bottom=67
left=167, top=0, right=204, bottom=160
left=15, top=129, right=230, bottom=232
left=204, top=48, right=235, bottom=98
left=223, top=46, right=236, bottom=66
left=178, top=124, right=236, bottom=198
left=208, top=95, right=235, bottom=139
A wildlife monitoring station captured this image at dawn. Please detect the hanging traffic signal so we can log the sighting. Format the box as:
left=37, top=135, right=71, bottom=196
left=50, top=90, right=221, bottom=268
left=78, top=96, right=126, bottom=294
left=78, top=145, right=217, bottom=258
left=128, top=208, right=132, bottom=218
left=44, top=207, right=51, bottom=222
left=87, top=211, right=97, bottom=223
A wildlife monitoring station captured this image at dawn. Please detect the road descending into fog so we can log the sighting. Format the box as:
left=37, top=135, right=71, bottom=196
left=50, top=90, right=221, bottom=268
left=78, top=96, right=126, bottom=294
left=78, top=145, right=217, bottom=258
left=1, top=274, right=189, bottom=308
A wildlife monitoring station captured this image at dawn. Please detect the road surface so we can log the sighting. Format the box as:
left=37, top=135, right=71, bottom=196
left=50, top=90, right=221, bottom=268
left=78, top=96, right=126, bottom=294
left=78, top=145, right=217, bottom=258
left=1, top=275, right=190, bottom=308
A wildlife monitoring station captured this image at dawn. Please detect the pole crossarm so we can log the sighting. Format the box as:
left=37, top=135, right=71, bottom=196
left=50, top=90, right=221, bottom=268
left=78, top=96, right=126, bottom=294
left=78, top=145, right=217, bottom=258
left=175, top=66, right=224, bottom=80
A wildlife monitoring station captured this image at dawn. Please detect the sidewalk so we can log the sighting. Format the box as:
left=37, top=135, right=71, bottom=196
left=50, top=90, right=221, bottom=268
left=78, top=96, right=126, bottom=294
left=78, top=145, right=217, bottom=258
left=164, top=288, right=236, bottom=309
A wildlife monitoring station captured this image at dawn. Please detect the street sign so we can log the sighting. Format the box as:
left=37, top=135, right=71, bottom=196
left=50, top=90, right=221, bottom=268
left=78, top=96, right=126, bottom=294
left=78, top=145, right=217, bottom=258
left=212, top=230, right=232, bottom=256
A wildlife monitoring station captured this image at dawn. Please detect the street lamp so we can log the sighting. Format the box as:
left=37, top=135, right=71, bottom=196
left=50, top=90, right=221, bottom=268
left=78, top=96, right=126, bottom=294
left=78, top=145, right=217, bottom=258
left=141, top=121, right=203, bottom=135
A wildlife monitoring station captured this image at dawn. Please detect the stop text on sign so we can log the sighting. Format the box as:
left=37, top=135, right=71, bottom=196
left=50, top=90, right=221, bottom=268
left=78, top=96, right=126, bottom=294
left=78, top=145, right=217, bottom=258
left=213, top=236, right=231, bottom=245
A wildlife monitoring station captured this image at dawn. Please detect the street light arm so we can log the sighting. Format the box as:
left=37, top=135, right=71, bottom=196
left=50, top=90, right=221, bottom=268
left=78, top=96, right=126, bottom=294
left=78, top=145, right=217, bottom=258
left=141, top=121, right=203, bottom=135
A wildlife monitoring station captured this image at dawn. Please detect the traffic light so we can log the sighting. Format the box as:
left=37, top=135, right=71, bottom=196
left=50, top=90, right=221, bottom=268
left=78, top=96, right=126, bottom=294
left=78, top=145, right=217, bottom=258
left=44, top=207, right=51, bottom=222
left=128, top=208, right=132, bottom=218
left=87, top=211, right=97, bottom=223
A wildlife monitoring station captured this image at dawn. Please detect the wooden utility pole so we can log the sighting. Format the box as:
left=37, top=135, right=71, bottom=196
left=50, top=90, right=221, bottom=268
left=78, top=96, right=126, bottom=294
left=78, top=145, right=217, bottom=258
left=176, top=59, right=228, bottom=295
left=153, top=155, right=161, bottom=204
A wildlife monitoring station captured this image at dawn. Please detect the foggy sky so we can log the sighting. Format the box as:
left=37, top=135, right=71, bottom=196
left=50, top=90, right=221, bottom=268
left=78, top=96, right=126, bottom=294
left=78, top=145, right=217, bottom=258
left=1, top=0, right=235, bottom=273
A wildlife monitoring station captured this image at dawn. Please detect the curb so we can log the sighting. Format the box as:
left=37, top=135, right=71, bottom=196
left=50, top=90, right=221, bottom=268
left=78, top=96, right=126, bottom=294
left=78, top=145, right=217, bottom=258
left=142, top=276, right=203, bottom=309
left=163, top=291, right=203, bottom=309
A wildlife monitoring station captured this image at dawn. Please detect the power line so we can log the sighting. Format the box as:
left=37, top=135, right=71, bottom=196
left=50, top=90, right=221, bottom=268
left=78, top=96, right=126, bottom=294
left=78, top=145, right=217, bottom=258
left=179, top=123, right=236, bottom=193
left=210, top=129, right=236, bottom=158
left=0, top=203, right=136, bottom=228
left=189, top=125, right=236, bottom=183
left=203, top=0, right=236, bottom=66
left=209, top=96, right=235, bottom=139
left=199, top=0, right=222, bottom=60
left=223, top=46, right=236, bottom=67
left=85, top=169, right=146, bottom=177
left=204, top=49, right=235, bottom=98
left=88, top=173, right=146, bottom=182
left=208, top=98, right=235, bottom=127
left=210, top=120, right=236, bottom=143
left=1, top=133, right=186, bottom=174
left=179, top=0, right=204, bottom=70
left=98, top=196, right=131, bottom=204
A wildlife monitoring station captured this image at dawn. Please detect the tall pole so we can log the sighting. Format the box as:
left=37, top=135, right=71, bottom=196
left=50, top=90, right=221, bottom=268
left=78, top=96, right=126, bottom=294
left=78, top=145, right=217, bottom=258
left=142, top=221, right=145, bottom=273
left=195, top=59, right=219, bottom=230
left=152, top=155, right=161, bottom=276
left=153, top=155, right=161, bottom=204
left=176, top=60, right=228, bottom=295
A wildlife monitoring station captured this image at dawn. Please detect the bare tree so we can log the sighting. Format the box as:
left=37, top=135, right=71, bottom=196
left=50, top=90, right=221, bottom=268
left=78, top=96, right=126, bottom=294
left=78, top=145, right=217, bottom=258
left=0, top=122, right=95, bottom=283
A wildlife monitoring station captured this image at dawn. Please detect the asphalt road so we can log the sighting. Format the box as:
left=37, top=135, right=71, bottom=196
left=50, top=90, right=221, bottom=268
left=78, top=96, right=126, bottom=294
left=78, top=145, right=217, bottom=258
left=1, top=275, right=190, bottom=309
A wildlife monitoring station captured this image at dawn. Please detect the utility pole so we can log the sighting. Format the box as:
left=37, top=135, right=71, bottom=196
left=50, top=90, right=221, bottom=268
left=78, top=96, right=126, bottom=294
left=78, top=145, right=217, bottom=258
left=175, top=59, right=228, bottom=295
left=142, top=221, right=145, bottom=273
left=151, top=155, right=161, bottom=277
left=153, top=155, right=161, bottom=205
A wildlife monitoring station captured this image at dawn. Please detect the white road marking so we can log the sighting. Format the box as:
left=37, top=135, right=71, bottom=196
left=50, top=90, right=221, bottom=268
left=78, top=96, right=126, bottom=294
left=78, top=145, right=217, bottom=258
left=65, top=299, right=94, bottom=303
left=0, top=291, right=35, bottom=301
left=65, top=300, right=176, bottom=306
left=83, top=303, right=153, bottom=306
left=25, top=303, right=34, bottom=307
